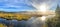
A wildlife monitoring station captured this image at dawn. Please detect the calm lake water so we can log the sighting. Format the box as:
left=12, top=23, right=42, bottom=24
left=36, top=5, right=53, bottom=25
left=0, top=17, right=44, bottom=27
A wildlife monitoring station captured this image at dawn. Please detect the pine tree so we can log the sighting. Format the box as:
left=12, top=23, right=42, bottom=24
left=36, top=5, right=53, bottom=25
left=46, top=4, right=60, bottom=27
left=55, top=4, right=60, bottom=27
left=55, top=4, right=60, bottom=17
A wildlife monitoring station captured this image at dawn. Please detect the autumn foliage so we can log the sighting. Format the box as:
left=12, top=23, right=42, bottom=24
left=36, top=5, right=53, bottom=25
left=0, top=12, right=31, bottom=21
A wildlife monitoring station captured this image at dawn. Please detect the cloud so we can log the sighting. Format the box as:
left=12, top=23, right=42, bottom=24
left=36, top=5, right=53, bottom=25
left=0, top=0, right=59, bottom=12
left=0, top=0, right=36, bottom=12
left=28, top=0, right=58, bottom=10
left=0, top=0, right=35, bottom=9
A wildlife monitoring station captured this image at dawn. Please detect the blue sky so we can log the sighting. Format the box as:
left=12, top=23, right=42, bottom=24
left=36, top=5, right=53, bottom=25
left=0, top=0, right=59, bottom=12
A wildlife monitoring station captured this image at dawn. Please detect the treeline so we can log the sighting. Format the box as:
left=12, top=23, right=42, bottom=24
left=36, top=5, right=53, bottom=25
left=0, top=11, right=31, bottom=21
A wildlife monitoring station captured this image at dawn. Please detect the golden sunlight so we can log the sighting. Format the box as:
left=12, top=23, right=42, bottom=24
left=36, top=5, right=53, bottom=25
left=38, top=3, right=49, bottom=13
left=40, top=16, right=46, bottom=21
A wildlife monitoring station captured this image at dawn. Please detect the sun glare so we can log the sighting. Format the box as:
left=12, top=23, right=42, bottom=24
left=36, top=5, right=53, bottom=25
left=38, top=3, right=49, bottom=13
left=39, top=4, right=47, bottom=12
left=41, top=16, right=46, bottom=21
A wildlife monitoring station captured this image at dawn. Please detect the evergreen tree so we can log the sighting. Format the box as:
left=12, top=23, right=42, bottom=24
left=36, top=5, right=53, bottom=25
left=46, top=4, right=60, bottom=27
left=55, top=4, right=60, bottom=27
left=55, top=4, right=60, bottom=17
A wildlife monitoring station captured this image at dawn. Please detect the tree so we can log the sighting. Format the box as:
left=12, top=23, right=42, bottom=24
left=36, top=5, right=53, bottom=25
left=46, top=4, right=60, bottom=27
left=55, top=4, right=60, bottom=27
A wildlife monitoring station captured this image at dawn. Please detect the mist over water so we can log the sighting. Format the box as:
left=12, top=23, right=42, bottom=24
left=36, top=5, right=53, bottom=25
left=27, top=17, right=44, bottom=27
left=0, top=15, right=55, bottom=27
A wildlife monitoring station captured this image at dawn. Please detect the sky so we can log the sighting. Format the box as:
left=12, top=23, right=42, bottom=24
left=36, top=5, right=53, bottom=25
left=0, top=0, right=59, bottom=12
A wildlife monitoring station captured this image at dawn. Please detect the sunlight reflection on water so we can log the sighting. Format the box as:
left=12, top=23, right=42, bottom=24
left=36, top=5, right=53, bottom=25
left=27, top=16, right=45, bottom=27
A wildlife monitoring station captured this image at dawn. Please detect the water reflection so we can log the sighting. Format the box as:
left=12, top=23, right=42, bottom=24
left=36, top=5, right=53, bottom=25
left=0, top=16, right=46, bottom=27
left=0, top=18, right=27, bottom=27
left=27, top=16, right=45, bottom=27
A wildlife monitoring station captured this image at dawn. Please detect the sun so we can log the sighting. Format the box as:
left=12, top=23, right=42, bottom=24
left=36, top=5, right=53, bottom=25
left=38, top=3, right=48, bottom=12
left=39, top=4, right=47, bottom=12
